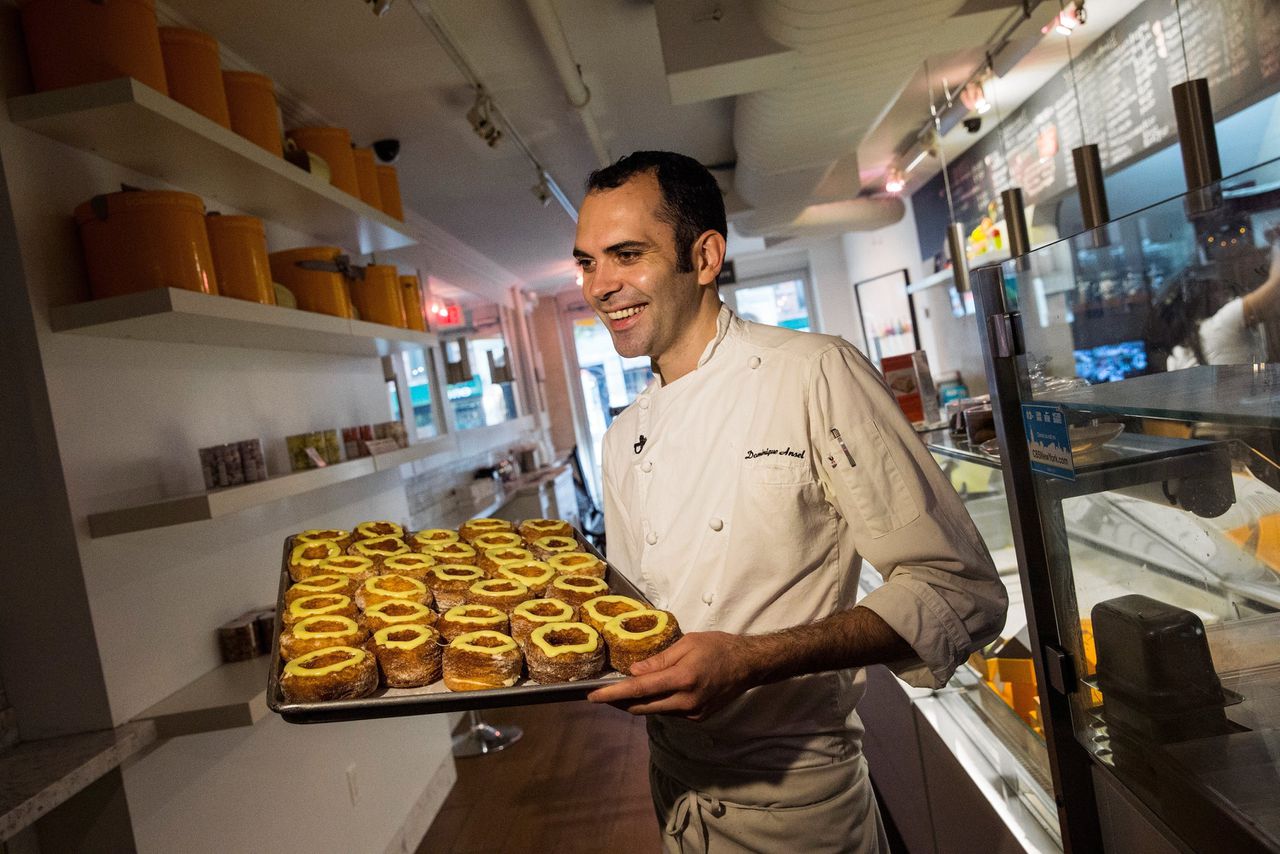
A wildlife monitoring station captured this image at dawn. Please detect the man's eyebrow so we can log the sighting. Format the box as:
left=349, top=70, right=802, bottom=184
left=604, top=240, right=650, bottom=254
left=572, top=247, right=591, bottom=259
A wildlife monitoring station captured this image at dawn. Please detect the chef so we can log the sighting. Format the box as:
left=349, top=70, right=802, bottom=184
left=578, top=151, right=1007, bottom=854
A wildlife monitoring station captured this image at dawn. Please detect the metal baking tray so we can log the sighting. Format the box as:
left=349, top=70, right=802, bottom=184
left=267, top=531, right=647, bottom=724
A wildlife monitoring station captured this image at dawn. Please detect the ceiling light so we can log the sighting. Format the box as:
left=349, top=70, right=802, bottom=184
left=531, top=172, right=552, bottom=207
left=960, top=81, right=991, bottom=115
left=1047, top=2, right=1084, bottom=36
left=905, top=149, right=929, bottom=174
left=884, top=168, right=905, bottom=195
left=466, top=87, right=503, bottom=148
left=365, top=0, right=395, bottom=16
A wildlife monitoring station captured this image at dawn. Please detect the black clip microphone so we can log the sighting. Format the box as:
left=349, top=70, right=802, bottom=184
left=634, top=435, right=647, bottom=454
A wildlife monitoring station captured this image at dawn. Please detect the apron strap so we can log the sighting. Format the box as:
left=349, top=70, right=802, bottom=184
left=664, top=789, right=725, bottom=854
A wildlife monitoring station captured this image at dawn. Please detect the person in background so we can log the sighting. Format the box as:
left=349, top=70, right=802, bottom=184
left=576, top=150, right=1007, bottom=853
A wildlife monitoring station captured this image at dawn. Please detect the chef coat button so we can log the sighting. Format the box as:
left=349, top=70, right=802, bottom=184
left=748, top=356, right=761, bottom=369
left=645, top=532, right=658, bottom=546
left=641, top=461, right=653, bottom=473
left=709, top=517, right=723, bottom=531
left=638, top=398, right=650, bottom=409
left=701, top=592, right=714, bottom=605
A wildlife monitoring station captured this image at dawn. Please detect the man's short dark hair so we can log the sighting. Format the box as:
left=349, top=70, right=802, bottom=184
left=586, top=151, right=727, bottom=274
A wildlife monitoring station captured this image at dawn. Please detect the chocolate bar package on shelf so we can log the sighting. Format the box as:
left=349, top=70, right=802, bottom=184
left=199, top=439, right=266, bottom=489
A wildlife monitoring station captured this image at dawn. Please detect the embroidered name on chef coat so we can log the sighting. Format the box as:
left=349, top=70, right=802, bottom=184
left=743, top=447, right=806, bottom=460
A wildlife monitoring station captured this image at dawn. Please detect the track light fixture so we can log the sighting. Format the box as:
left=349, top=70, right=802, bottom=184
left=1046, top=1, right=1085, bottom=37
left=466, top=88, right=503, bottom=148
left=365, top=0, right=396, bottom=17
left=531, top=171, right=552, bottom=206
left=884, top=167, right=905, bottom=195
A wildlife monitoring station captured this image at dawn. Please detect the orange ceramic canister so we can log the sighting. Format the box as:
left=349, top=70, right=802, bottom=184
left=399, top=274, right=426, bottom=332
left=268, top=246, right=352, bottom=319
left=375, top=164, right=405, bottom=221
left=352, top=265, right=407, bottom=328
left=19, top=0, right=168, bottom=95
left=287, top=128, right=359, bottom=197
left=74, top=190, right=217, bottom=299
left=206, top=215, right=274, bottom=305
left=222, top=71, right=284, bottom=156
left=351, top=148, right=383, bottom=210
left=158, top=28, right=230, bottom=128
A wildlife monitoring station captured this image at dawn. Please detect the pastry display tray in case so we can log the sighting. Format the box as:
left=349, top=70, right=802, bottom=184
left=267, top=532, right=649, bottom=723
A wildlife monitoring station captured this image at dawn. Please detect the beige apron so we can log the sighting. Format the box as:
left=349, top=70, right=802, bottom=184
left=648, top=737, right=888, bottom=854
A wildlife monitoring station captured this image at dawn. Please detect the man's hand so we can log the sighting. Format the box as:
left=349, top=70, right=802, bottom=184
left=586, top=631, right=758, bottom=720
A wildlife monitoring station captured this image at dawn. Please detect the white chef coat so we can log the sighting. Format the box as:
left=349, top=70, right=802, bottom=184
left=603, top=304, right=1007, bottom=771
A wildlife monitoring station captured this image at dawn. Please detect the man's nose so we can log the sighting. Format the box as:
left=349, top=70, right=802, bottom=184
left=585, top=261, right=621, bottom=302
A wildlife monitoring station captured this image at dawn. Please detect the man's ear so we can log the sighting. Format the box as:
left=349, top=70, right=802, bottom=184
left=693, top=229, right=727, bottom=287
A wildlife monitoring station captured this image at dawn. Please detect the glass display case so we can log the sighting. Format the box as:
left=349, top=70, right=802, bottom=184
left=971, top=157, right=1280, bottom=853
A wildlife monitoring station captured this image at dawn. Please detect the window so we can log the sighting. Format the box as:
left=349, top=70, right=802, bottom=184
left=399, top=348, right=438, bottom=440
left=725, top=275, right=813, bottom=331
left=445, top=335, right=518, bottom=430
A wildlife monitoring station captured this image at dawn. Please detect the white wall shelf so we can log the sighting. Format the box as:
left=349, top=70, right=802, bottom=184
left=8, top=77, right=415, bottom=255
left=132, top=656, right=272, bottom=739
left=51, top=288, right=437, bottom=357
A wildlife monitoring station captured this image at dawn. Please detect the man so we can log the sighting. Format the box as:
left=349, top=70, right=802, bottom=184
left=577, top=151, right=1007, bottom=853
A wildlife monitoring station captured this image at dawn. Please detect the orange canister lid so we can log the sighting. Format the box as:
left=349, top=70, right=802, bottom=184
left=268, top=245, right=345, bottom=264
left=206, top=214, right=265, bottom=235
left=158, top=26, right=218, bottom=50
left=73, top=190, right=206, bottom=226
left=222, top=70, right=274, bottom=91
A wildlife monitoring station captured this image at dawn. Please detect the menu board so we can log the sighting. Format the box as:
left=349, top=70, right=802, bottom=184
left=913, top=0, right=1280, bottom=260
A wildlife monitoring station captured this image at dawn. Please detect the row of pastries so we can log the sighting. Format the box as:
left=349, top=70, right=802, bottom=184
left=277, top=518, right=681, bottom=703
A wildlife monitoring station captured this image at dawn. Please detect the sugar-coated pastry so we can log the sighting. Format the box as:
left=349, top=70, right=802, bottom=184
left=347, top=536, right=410, bottom=569
left=289, top=540, right=342, bottom=581
left=280, top=646, right=378, bottom=702
left=437, top=604, right=509, bottom=642
left=361, top=599, right=436, bottom=633
left=547, top=551, right=606, bottom=579
left=509, top=598, right=576, bottom=649
left=602, top=609, right=682, bottom=675
left=495, top=560, right=555, bottom=595
left=424, top=541, right=477, bottom=566
left=408, top=528, right=459, bottom=550
left=371, top=623, right=443, bottom=688
left=443, top=631, right=523, bottom=691
left=547, top=574, right=610, bottom=607
left=295, top=528, right=354, bottom=550
left=525, top=622, right=605, bottom=683
left=316, top=554, right=377, bottom=583
left=471, top=531, right=525, bottom=552
left=353, top=520, right=404, bottom=541
left=458, top=517, right=514, bottom=543
left=354, top=573, right=432, bottom=610
left=517, top=518, right=574, bottom=541
left=424, top=564, right=485, bottom=611
left=280, top=615, right=368, bottom=660
left=530, top=535, right=580, bottom=561
left=579, top=595, right=646, bottom=634
left=286, top=573, right=358, bottom=604
left=381, top=552, right=436, bottom=582
left=465, top=578, right=532, bottom=613
left=478, top=546, right=535, bottom=576
left=284, top=594, right=357, bottom=626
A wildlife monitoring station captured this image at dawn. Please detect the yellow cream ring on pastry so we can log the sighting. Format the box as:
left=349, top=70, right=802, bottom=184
left=425, top=541, right=477, bottom=566
left=602, top=609, right=682, bottom=675
left=471, top=531, right=525, bottom=552
left=458, top=517, right=515, bottom=543
left=286, top=573, right=357, bottom=603
left=424, top=564, right=485, bottom=611
left=361, top=599, right=436, bottom=633
left=530, top=535, right=580, bottom=561
left=580, top=595, right=646, bottom=634
left=517, top=518, right=574, bottom=540
left=547, top=551, right=606, bottom=579
left=465, top=578, right=532, bottom=613
left=347, top=536, right=410, bottom=569
left=280, top=645, right=378, bottom=702
left=371, top=623, right=443, bottom=688
left=495, top=560, right=555, bottom=595
left=381, top=552, right=436, bottom=582
left=408, top=528, right=459, bottom=550
left=478, top=546, right=536, bottom=576
left=284, top=594, right=356, bottom=626
left=295, top=528, right=354, bottom=550
left=353, top=520, right=404, bottom=540
left=525, top=622, right=605, bottom=683
left=316, top=554, right=377, bottom=582
left=289, top=540, right=342, bottom=581
left=280, top=615, right=368, bottom=660
left=437, top=604, right=509, bottom=642
left=509, top=598, right=577, bottom=648
left=443, top=631, right=523, bottom=691
left=547, top=574, right=610, bottom=607
left=355, top=574, right=432, bottom=610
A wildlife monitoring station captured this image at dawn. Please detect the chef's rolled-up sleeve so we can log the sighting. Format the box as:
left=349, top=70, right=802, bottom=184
left=808, top=344, right=1008, bottom=689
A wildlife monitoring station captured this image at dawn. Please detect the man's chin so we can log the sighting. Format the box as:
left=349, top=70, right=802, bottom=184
left=607, top=331, right=647, bottom=359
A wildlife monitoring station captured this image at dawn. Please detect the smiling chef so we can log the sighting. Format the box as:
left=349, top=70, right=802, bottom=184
left=576, top=151, right=1007, bottom=854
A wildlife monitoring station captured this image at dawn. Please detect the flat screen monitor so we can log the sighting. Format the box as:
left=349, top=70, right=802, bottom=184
left=1073, top=340, right=1148, bottom=384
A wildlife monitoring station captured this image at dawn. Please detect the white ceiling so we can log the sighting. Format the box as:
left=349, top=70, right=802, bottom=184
left=157, top=0, right=1125, bottom=301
